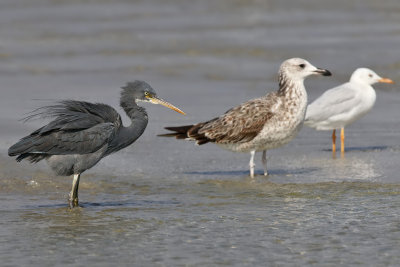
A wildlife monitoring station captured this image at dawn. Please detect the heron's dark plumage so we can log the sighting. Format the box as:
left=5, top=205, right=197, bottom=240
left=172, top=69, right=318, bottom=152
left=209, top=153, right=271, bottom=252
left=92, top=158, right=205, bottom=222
left=8, top=81, right=159, bottom=175
left=8, top=100, right=121, bottom=163
left=8, top=80, right=185, bottom=207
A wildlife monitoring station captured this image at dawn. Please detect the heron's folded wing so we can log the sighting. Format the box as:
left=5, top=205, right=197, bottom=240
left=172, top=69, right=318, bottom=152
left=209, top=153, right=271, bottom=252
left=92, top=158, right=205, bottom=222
left=9, top=101, right=122, bottom=157
left=26, top=123, right=116, bottom=155
left=25, top=100, right=122, bottom=135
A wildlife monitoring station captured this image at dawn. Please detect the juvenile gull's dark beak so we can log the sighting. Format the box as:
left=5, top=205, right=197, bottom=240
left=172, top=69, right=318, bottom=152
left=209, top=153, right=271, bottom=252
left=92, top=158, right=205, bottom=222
left=314, top=68, right=332, bottom=76
left=147, top=95, right=186, bottom=115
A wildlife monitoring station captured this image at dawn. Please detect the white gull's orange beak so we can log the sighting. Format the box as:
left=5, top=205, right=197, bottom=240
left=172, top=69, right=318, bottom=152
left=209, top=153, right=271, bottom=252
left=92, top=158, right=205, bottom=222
left=379, top=78, right=394, bottom=84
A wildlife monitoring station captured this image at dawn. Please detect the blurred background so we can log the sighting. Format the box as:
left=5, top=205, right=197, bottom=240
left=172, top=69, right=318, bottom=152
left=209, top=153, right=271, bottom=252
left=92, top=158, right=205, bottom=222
left=1, top=0, right=400, bottom=266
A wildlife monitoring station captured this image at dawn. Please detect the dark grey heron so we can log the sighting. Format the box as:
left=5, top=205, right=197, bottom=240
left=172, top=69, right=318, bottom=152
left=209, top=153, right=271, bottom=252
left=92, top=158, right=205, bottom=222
left=160, top=58, right=331, bottom=178
left=8, top=80, right=185, bottom=208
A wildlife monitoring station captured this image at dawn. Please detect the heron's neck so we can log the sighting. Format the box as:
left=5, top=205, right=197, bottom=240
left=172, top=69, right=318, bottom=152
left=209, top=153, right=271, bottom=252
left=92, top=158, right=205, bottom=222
left=122, top=100, right=149, bottom=139
left=107, top=101, right=149, bottom=155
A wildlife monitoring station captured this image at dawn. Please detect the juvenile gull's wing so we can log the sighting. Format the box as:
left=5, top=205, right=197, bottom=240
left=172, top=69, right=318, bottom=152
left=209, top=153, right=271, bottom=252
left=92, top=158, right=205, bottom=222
left=192, top=94, right=279, bottom=144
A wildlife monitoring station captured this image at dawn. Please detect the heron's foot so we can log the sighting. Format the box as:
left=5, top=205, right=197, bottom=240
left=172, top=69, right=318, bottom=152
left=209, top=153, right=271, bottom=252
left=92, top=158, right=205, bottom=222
left=68, top=197, right=79, bottom=208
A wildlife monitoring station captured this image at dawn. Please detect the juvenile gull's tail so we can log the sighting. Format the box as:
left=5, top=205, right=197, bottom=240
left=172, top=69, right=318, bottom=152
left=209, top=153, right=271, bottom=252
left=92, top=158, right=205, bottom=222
left=158, top=124, right=213, bottom=145
left=158, top=125, right=193, bottom=139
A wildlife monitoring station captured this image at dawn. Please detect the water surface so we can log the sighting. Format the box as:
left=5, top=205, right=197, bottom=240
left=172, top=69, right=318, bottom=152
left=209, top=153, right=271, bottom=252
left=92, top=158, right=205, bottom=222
left=1, top=0, right=400, bottom=266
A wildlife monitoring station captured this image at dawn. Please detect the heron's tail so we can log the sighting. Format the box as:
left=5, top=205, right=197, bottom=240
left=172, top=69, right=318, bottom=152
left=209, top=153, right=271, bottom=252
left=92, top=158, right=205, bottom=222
left=8, top=135, right=37, bottom=157
left=8, top=135, right=47, bottom=163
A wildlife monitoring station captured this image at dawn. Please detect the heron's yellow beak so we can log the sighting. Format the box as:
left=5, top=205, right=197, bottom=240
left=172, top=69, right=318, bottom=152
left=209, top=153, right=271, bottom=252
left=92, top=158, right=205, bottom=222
left=378, top=78, right=394, bottom=84
left=147, top=95, right=186, bottom=115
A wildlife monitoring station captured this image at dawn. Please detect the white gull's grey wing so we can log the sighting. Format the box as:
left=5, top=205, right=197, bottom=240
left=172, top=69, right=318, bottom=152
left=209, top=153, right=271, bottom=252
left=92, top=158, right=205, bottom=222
left=305, top=83, right=363, bottom=129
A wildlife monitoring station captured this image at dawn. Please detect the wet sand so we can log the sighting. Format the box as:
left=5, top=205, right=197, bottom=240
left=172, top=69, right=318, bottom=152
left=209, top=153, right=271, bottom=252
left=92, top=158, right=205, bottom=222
left=1, top=0, right=400, bottom=266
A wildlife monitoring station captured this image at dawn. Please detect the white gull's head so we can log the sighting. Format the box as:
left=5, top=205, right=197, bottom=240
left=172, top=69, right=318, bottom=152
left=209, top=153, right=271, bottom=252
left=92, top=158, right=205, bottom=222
left=279, top=58, right=331, bottom=82
left=349, top=68, right=394, bottom=85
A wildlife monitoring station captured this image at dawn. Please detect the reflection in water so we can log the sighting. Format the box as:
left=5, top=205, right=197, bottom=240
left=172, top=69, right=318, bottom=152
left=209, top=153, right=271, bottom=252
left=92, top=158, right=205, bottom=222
left=325, top=145, right=389, bottom=153
left=185, top=167, right=318, bottom=176
left=311, top=155, right=380, bottom=181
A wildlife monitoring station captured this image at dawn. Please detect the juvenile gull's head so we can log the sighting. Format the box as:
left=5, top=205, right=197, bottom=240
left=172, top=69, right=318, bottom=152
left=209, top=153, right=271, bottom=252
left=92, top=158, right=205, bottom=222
left=279, top=58, right=331, bottom=83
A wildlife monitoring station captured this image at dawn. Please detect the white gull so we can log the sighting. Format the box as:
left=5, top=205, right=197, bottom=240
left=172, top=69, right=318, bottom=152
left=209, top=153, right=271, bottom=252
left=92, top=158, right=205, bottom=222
left=305, top=68, right=394, bottom=156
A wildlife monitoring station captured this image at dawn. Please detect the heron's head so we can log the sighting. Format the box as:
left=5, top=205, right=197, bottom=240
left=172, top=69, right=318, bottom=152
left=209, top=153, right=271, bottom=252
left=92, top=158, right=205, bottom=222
left=121, top=80, right=185, bottom=114
left=279, top=58, right=331, bottom=81
left=350, top=68, right=394, bottom=86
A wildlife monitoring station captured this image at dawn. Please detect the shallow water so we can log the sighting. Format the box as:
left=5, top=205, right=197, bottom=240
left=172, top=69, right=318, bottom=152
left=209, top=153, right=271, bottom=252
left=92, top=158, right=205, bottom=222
left=1, top=0, right=400, bottom=266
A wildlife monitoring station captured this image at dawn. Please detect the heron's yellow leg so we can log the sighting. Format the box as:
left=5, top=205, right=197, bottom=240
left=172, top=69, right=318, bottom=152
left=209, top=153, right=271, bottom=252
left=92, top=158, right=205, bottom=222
left=69, top=174, right=80, bottom=208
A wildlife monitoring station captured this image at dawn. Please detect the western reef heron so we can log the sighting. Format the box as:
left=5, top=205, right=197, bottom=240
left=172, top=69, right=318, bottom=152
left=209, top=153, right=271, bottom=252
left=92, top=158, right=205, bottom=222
left=8, top=80, right=185, bottom=208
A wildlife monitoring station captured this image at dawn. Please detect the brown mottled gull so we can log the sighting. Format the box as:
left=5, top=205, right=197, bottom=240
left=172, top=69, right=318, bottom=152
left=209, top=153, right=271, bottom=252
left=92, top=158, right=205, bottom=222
left=160, top=58, right=331, bottom=178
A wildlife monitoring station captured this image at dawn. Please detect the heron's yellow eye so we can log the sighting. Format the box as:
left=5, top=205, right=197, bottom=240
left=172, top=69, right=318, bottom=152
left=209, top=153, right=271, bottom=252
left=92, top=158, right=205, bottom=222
left=144, top=92, right=150, bottom=97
